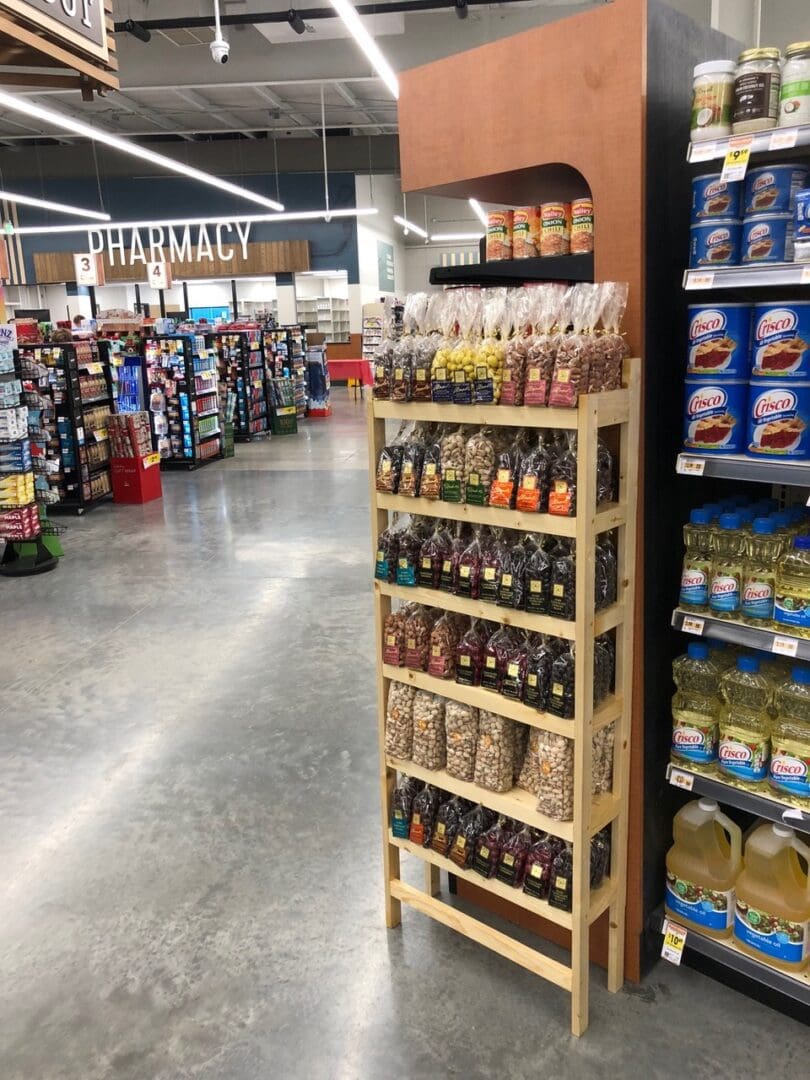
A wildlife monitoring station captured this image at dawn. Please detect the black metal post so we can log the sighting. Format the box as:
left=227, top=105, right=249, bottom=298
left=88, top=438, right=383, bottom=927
left=182, top=282, right=190, bottom=318
left=88, top=285, right=97, bottom=319
left=231, top=278, right=238, bottom=320
left=159, top=290, right=166, bottom=318
left=134, top=283, right=142, bottom=314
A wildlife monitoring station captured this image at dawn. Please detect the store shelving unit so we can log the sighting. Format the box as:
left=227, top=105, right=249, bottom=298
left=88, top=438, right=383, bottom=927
left=684, top=264, right=810, bottom=291
left=144, top=334, right=222, bottom=469
left=676, top=452, right=810, bottom=486
left=295, top=296, right=350, bottom=343
left=361, top=311, right=384, bottom=364
left=671, top=607, right=810, bottom=660
left=665, top=762, right=809, bottom=832
left=368, top=358, right=640, bottom=1036
left=208, top=329, right=267, bottom=440
left=686, top=122, right=810, bottom=164
left=263, top=325, right=307, bottom=417
left=430, top=253, right=595, bottom=287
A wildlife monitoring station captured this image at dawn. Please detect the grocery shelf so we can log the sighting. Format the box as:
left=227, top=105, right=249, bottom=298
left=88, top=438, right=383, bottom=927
left=655, top=910, right=810, bottom=1022
left=376, top=579, right=624, bottom=641
left=372, top=394, right=630, bottom=430
left=429, top=253, right=594, bottom=287
left=683, top=263, right=810, bottom=291
left=686, top=123, right=810, bottom=163
left=377, top=492, right=625, bottom=539
left=671, top=607, right=810, bottom=661
left=382, top=662, right=621, bottom=738
left=666, top=762, right=809, bottom=833
left=676, top=452, right=810, bottom=487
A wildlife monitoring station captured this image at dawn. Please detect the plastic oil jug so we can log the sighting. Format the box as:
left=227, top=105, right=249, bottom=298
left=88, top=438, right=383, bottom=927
left=741, top=517, right=780, bottom=627
left=718, top=656, right=772, bottom=785
left=769, top=666, right=810, bottom=801
left=671, top=642, right=721, bottom=767
left=734, top=823, right=810, bottom=972
left=665, top=798, right=742, bottom=938
left=774, top=535, right=810, bottom=639
left=710, top=512, right=745, bottom=619
left=680, top=509, right=713, bottom=612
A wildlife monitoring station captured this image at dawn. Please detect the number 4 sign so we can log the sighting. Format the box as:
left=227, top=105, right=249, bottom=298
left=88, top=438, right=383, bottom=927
left=148, top=261, right=172, bottom=291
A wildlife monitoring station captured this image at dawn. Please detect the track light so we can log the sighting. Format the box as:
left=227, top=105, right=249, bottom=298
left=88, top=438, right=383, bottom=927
left=394, top=215, right=428, bottom=239
left=328, top=0, right=399, bottom=100
left=123, top=19, right=151, bottom=43
left=455, top=0, right=468, bottom=18
left=0, top=189, right=110, bottom=222
left=11, top=208, right=379, bottom=237
left=468, top=198, right=488, bottom=226
left=287, top=9, right=307, bottom=34
left=430, top=232, right=483, bottom=242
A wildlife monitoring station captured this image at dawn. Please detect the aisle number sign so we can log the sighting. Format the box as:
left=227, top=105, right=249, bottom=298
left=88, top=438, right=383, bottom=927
left=73, top=252, right=104, bottom=287
left=720, top=136, right=753, bottom=183
left=148, top=261, right=172, bottom=291
left=661, top=919, right=688, bottom=965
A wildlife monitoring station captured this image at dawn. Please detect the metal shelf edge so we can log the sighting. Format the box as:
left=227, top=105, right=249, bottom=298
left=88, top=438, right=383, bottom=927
left=666, top=763, right=810, bottom=833
left=671, top=606, right=810, bottom=661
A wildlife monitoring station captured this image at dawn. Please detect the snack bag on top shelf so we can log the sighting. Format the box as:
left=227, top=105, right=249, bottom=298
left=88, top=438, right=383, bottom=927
left=524, top=283, right=567, bottom=406
left=593, top=281, right=629, bottom=393
left=500, top=287, right=531, bottom=406
left=474, top=288, right=507, bottom=404
left=390, top=336, right=413, bottom=402
left=430, top=291, right=457, bottom=403
left=403, top=293, right=431, bottom=402
left=451, top=289, right=481, bottom=406
left=372, top=338, right=395, bottom=400
left=548, top=283, right=597, bottom=408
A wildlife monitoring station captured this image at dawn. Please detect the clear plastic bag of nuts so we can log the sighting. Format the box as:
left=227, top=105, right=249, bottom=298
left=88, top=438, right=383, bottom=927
left=440, top=425, right=466, bottom=502
left=464, top=426, right=497, bottom=506
left=515, top=432, right=553, bottom=513
left=404, top=604, right=435, bottom=670
left=548, top=433, right=578, bottom=517
left=418, top=428, right=442, bottom=500
left=548, top=284, right=596, bottom=408
left=524, top=284, right=567, bottom=406
left=500, top=288, right=531, bottom=406
left=592, top=722, right=615, bottom=796
left=411, top=690, right=447, bottom=770
left=398, top=424, right=429, bottom=497
left=517, top=726, right=543, bottom=795
left=427, top=611, right=459, bottom=679
left=474, top=710, right=516, bottom=793
left=593, top=281, right=628, bottom=393
left=535, top=731, right=575, bottom=821
left=375, top=421, right=409, bottom=494
left=445, top=700, right=479, bottom=781
left=383, top=602, right=414, bottom=666
left=385, top=681, right=417, bottom=758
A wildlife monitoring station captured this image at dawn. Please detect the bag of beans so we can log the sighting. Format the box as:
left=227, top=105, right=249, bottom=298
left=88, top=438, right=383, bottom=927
left=524, top=284, right=566, bottom=406
left=427, top=611, right=459, bottom=679
left=448, top=804, right=492, bottom=869
left=404, top=605, right=434, bottom=670
left=523, top=834, right=565, bottom=899
left=536, top=732, right=575, bottom=821
left=431, top=794, right=470, bottom=856
left=480, top=528, right=507, bottom=604
left=517, top=726, right=543, bottom=794
left=496, top=824, right=535, bottom=887
left=516, top=432, right=553, bottom=513
left=455, top=619, right=487, bottom=688
left=501, top=636, right=529, bottom=701
left=385, top=681, right=417, bottom=758
left=549, top=541, right=576, bottom=621
left=409, top=783, right=441, bottom=847
left=474, top=710, right=515, bottom=792
left=464, top=426, right=496, bottom=506
left=445, top=700, right=479, bottom=781
left=548, top=433, right=578, bottom=517
left=411, top=690, right=446, bottom=770
left=472, top=816, right=514, bottom=878
left=419, top=429, right=442, bottom=499
left=489, top=430, right=525, bottom=509
left=391, top=774, right=423, bottom=838
left=440, top=426, right=466, bottom=502
left=500, top=288, right=530, bottom=406
left=457, top=529, right=484, bottom=600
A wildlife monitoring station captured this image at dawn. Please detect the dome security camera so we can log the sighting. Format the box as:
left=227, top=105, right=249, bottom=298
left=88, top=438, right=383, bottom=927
left=210, top=36, right=230, bottom=64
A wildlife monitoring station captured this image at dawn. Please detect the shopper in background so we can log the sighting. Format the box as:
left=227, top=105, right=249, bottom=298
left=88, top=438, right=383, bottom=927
left=72, top=314, right=93, bottom=339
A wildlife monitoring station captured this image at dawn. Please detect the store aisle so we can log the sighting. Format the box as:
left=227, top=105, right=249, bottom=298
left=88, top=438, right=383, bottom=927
left=0, top=391, right=803, bottom=1080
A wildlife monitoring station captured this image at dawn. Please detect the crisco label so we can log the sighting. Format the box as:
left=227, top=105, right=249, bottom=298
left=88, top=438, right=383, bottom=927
left=746, top=378, right=810, bottom=459
left=752, top=302, right=810, bottom=378
left=710, top=571, right=741, bottom=613
left=687, top=303, right=751, bottom=376
left=769, top=740, right=810, bottom=797
left=741, top=575, right=774, bottom=621
left=683, top=377, right=746, bottom=453
left=734, top=902, right=808, bottom=964
left=718, top=731, right=768, bottom=781
left=680, top=562, right=710, bottom=607
left=665, top=872, right=734, bottom=931
left=671, top=719, right=718, bottom=764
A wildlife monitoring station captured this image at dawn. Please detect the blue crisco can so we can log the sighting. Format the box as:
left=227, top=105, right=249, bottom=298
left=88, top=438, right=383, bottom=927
left=683, top=377, right=747, bottom=453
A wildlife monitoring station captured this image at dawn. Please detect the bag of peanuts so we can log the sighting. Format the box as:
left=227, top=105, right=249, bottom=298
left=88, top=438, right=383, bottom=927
left=480, top=528, right=507, bottom=604
left=593, top=281, right=628, bottom=393
left=535, top=732, right=575, bottom=820
left=517, top=726, right=543, bottom=794
left=404, top=605, right=434, bottom=670
left=489, top=429, right=526, bottom=509
left=524, top=283, right=566, bottom=406
left=464, top=426, right=496, bottom=506
left=592, top=722, right=615, bottom=795
left=549, top=540, right=576, bottom=621
left=383, top=604, right=413, bottom=666
left=548, top=646, right=576, bottom=720
left=472, top=816, right=514, bottom=878
left=500, top=288, right=531, bottom=406
left=445, top=700, right=479, bottom=780
left=431, top=794, right=470, bottom=856
left=496, top=824, right=535, bottom=887
left=448, top=804, right=492, bottom=869
left=474, top=288, right=507, bottom=404
left=455, top=619, right=487, bottom=688
left=418, top=522, right=450, bottom=590
left=497, top=536, right=532, bottom=610
left=512, top=721, right=530, bottom=782
left=481, top=625, right=515, bottom=693
left=385, top=681, right=417, bottom=758
left=457, top=529, right=484, bottom=600
left=549, top=284, right=600, bottom=408
left=440, top=426, right=466, bottom=502
left=516, top=432, right=553, bottom=513
left=409, top=783, right=442, bottom=847
left=474, top=710, right=516, bottom=793
left=548, top=433, right=578, bottom=517
left=427, top=611, right=459, bottom=679
left=391, top=774, right=424, bottom=838
left=411, top=690, right=446, bottom=770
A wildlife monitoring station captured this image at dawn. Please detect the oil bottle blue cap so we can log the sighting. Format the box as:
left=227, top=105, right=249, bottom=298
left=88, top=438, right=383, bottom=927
left=794, top=536, right=810, bottom=550
left=719, top=512, right=741, bottom=530
left=687, top=642, right=709, bottom=660
left=737, top=655, right=759, bottom=673
left=752, top=517, right=775, bottom=535
left=690, top=508, right=712, bottom=525
left=791, top=666, right=810, bottom=685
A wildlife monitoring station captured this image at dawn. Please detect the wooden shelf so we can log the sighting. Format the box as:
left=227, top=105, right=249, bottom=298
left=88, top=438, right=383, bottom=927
left=372, top=394, right=629, bottom=430
left=376, top=580, right=624, bottom=641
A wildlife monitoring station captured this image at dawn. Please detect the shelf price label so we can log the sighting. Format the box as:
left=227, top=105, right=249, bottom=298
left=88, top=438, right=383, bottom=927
left=676, top=454, right=705, bottom=476
left=668, top=765, right=696, bottom=792
left=801, top=266, right=810, bottom=286
left=689, top=140, right=717, bottom=163
left=772, top=635, right=799, bottom=658
left=661, top=919, right=688, bottom=965
left=681, top=615, right=705, bottom=636
left=142, top=452, right=161, bottom=469
left=720, top=136, right=753, bottom=182
left=685, top=272, right=715, bottom=291
left=768, top=128, right=798, bottom=151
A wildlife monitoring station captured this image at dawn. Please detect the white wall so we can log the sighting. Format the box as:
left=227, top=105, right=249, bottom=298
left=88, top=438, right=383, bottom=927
left=355, top=174, right=406, bottom=300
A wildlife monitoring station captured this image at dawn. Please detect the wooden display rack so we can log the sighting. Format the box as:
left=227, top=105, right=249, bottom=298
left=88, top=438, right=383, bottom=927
left=368, top=359, right=640, bottom=1036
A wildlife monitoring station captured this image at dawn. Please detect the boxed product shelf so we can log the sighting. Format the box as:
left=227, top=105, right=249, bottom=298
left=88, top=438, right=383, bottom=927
left=369, top=358, right=640, bottom=1036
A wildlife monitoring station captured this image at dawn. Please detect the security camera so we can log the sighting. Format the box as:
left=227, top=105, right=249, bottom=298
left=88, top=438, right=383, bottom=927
left=210, top=36, right=230, bottom=64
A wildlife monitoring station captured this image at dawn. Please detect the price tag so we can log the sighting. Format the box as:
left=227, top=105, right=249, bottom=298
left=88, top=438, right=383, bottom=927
left=84, top=362, right=103, bottom=375
left=720, top=135, right=753, bottom=182
left=772, top=634, right=799, bottom=658
left=690, top=140, right=717, bottom=163
left=93, top=429, right=108, bottom=442
left=686, top=272, right=715, bottom=291
left=768, top=128, right=798, bottom=151
left=681, top=615, right=705, bottom=635
left=802, top=266, right=810, bottom=286
left=142, top=452, right=161, bottom=469
left=676, top=454, right=705, bottom=476
left=668, top=765, right=695, bottom=792
left=661, top=919, right=688, bottom=965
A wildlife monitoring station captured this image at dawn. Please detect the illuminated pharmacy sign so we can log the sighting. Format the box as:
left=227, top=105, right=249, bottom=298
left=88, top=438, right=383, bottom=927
left=87, top=222, right=253, bottom=269
left=0, top=0, right=107, bottom=55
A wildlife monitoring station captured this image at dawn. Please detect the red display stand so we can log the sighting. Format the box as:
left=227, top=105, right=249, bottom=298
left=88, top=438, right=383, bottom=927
left=111, top=454, right=163, bottom=504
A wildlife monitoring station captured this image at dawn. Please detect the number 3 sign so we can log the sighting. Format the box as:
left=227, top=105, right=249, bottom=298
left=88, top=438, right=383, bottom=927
left=73, top=252, right=104, bottom=286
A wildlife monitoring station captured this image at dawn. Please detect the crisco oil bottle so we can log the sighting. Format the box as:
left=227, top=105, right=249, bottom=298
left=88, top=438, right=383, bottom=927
left=770, top=666, right=810, bottom=801
left=741, top=517, right=780, bottom=627
left=707, top=640, right=736, bottom=671
left=774, top=536, right=810, bottom=640
left=718, top=656, right=772, bottom=785
left=665, top=798, right=742, bottom=939
left=703, top=502, right=722, bottom=522
left=734, top=823, right=810, bottom=972
left=709, top=512, right=744, bottom=620
left=671, top=642, right=721, bottom=767
left=679, top=508, right=713, bottom=612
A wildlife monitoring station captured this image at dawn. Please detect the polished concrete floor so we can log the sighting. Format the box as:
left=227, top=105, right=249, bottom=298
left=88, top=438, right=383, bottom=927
left=0, top=392, right=804, bottom=1080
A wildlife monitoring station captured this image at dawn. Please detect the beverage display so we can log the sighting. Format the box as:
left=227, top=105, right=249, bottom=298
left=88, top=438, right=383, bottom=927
left=671, top=643, right=721, bottom=766
left=709, top=513, right=744, bottom=619
left=770, top=666, right=810, bottom=800
left=734, top=823, right=810, bottom=971
left=774, top=535, right=810, bottom=638
left=679, top=508, right=713, bottom=612
left=665, top=798, right=742, bottom=938
left=741, top=517, right=781, bottom=626
left=718, top=656, right=772, bottom=785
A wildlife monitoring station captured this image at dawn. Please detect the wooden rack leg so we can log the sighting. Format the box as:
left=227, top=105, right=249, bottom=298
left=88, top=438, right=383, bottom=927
left=424, top=864, right=440, bottom=896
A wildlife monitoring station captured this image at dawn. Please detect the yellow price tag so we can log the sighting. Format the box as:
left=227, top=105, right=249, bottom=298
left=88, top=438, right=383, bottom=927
left=661, top=920, right=688, bottom=965
left=720, top=135, right=752, bottom=182
left=142, top=452, right=161, bottom=469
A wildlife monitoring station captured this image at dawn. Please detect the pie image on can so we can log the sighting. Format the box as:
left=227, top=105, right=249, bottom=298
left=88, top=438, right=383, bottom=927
left=743, top=164, right=809, bottom=217
left=760, top=338, right=809, bottom=373
left=687, top=303, right=752, bottom=377
left=750, top=187, right=779, bottom=211
left=683, top=377, right=747, bottom=453
left=689, top=219, right=741, bottom=268
left=752, top=302, right=810, bottom=378
left=691, top=174, right=742, bottom=222
left=741, top=213, right=794, bottom=264
left=694, top=413, right=737, bottom=444
left=746, top=378, right=810, bottom=459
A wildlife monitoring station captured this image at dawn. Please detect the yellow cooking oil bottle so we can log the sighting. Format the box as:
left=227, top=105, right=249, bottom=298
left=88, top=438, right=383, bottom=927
left=774, top=535, right=810, bottom=640
left=665, top=798, right=742, bottom=938
left=741, top=517, right=781, bottom=627
left=734, top=822, right=810, bottom=972
left=709, top=513, right=745, bottom=620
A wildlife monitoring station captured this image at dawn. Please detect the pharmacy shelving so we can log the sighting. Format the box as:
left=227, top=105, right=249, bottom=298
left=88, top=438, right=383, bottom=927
left=665, top=762, right=809, bottom=834
left=207, top=329, right=267, bottom=440
left=145, top=334, right=222, bottom=469
left=676, top=451, right=810, bottom=487
left=369, top=358, right=640, bottom=1036
left=671, top=606, right=810, bottom=662
left=295, top=296, right=350, bottom=343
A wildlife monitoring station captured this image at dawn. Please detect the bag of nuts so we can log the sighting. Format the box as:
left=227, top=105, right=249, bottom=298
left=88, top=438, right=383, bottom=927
left=548, top=433, right=578, bottom=517
left=411, top=690, right=446, bottom=770
left=523, top=635, right=555, bottom=712
left=472, top=816, right=514, bottom=878
left=592, top=722, right=615, bottom=796
left=418, top=522, right=451, bottom=590
left=525, top=541, right=553, bottom=615
left=431, top=794, right=470, bottom=857
left=448, top=804, right=492, bottom=869
left=430, top=291, right=457, bottom=403
left=374, top=519, right=403, bottom=583
left=497, top=536, right=532, bottom=610
left=455, top=619, right=487, bottom=688
left=375, top=438, right=405, bottom=494
left=524, top=284, right=567, bottom=406
left=516, top=432, right=553, bottom=513
left=440, top=523, right=471, bottom=594
left=457, top=529, right=484, bottom=600
left=445, top=700, right=479, bottom=780
left=464, top=426, right=497, bottom=506
left=496, top=824, right=535, bottom=887
left=372, top=339, right=395, bottom=400
left=480, top=528, right=507, bottom=604
left=385, top=681, right=417, bottom=758
left=535, top=731, right=575, bottom=821
left=404, top=605, right=434, bottom=670
left=409, top=783, right=442, bottom=847
left=512, top=721, right=530, bottom=782
left=390, top=337, right=413, bottom=402
left=523, top=833, right=565, bottom=898
left=391, top=773, right=424, bottom=838
left=593, top=281, right=628, bottom=393
left=383, top=603, right=413, bottom=666
left=488, top=429, right=526, bottom=509
left=474, top=288, right=507, bottom=404
left=451, top=289, right=480, bottom=406
left=517, top=726, right=543, bottom=795
left=396, top=519, right=424, bottom=588
left=440, top=426, right=466, bottom=502
left=419, top=430, right=442, bottom=499
left=597, top=436, right=616, bottom=505
left=398, top=425, right=428, bottom=497
left=549, top=540, right=576, bottom=621
left=501, top=636, right=530, bottom=702
left=481, top=625, right=516, bottom=693
left=427, top=611, right=459, bottom=679
left=500, top=288, right=531, bottom=406
left=474, top=710, right=516, bottom=793
left=548, top=646, right=576, bottom=720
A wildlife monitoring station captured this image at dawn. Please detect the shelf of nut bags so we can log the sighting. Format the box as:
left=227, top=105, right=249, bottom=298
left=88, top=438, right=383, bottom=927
left=369, top=284, right=640, bottom=1027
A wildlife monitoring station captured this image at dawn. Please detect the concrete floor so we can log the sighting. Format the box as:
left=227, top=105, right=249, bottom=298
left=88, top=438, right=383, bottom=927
left=0, top=392, right=805, bottom=1080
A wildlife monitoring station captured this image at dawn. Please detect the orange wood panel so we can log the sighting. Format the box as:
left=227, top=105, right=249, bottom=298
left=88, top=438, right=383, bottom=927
left=327, top=334, right=362, bottom=361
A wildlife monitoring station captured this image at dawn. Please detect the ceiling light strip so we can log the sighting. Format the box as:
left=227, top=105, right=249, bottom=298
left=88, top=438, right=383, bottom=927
left=327, top=0, right=399, bottom=99
left=393, top=215, right=428, bottom=238
left=0, top=88, right=286, bottom=213
left=0, top=190, right=110, bottom=222
left=468, top=198, right=488, bottom=226
left=430, top=232, right=484, bottom=241
left=11, top=208, right=379, bottom=237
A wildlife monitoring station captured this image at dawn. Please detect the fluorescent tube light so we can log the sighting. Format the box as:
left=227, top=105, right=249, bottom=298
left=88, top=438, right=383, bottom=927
left=393, top=215, right=428, bottom=239
left=0, top=190, right=110, bottom=222
left=468, top=198, right=488, bottom=226
left=11, top=208, right=379, bottom=237
left=0, top=87, right=285, bottom=212
left=327, top=0, right=399, bottom=99
left=429, top=232, right=484, bottom=242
